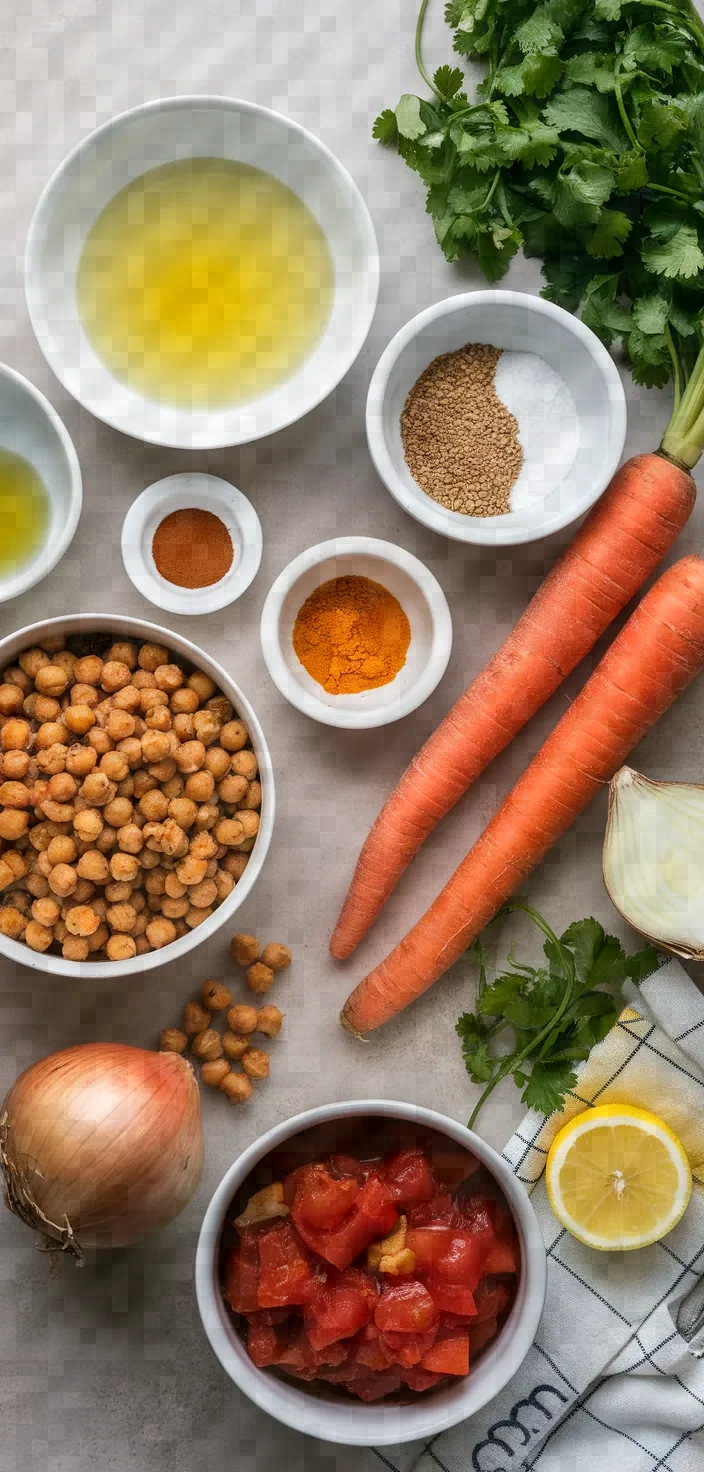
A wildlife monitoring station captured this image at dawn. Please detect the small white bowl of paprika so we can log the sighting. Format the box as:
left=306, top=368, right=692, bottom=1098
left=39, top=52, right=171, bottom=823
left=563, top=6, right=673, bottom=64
left=121, top=472, right=263, bottom=615
left=260, top=536, right=452, bottom=729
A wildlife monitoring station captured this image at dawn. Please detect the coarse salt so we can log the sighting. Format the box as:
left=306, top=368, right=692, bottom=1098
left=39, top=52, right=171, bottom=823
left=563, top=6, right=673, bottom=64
left=494, top=351, right=580, bottom=514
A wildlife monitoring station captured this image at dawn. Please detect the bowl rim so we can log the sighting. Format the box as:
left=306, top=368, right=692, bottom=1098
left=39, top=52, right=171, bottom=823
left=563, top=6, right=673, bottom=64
left=259, top=535, right=453, bottom=729
left=120, top=472, right=263, bottom=616
left=0, top=611, right=274, bottom=978
left=24, top=93, right=381, bottom=450
left=195, top=1097, right=547, bottom=1446
left=0, top=362, right=82, bottom=602
left=366, top=289, right=628, bottom=548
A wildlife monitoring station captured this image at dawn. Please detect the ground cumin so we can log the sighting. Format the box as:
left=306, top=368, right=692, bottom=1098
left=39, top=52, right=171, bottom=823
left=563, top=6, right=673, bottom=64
left=401, top=342, right=523, bottom=517
left=152, top=507, right=234, bottom=588
left=293, top=575, right=411, bottom=695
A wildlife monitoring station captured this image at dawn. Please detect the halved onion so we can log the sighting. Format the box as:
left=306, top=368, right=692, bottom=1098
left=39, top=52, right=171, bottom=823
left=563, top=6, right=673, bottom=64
left=603, top=765, right=704, bottom=959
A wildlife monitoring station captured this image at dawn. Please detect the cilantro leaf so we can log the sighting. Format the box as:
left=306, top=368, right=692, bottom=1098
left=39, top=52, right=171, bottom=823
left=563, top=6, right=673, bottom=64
left=638, top=100, right=687, bottom=150
left=543, top=85, right=628, bottom=152
left=587, top=208, right=633, bottom=257
left=595, top=0, right=622, bottom=18
left=522, top=1060, right=579, bottom=1115
left=395, top=94, right=427, bottom=141
left=455, top=1013, right=497, bottom=1083
left=623, top=23, right=686, bottom=77
left=434, top=64, right=465, bottom=100
left=498, top=120, right=561, bottom=166
left=515, top=7, right=564, bottom=55
left=633, top=293, right=670, bottom=334
left=372, top=109, right=398, bottom=145
left=643, top=223, right=704, bottom=280
left=495, top=53, right=564, bottom=99
left=565, top=52, right=616, bottom=92
left=553, top=159, right=615, bottom=228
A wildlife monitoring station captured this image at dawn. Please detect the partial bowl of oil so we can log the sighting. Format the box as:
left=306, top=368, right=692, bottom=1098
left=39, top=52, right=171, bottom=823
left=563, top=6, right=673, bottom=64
left=0, top=364, right=82, bottom=605
left=25, top=96, right=379, bottom=450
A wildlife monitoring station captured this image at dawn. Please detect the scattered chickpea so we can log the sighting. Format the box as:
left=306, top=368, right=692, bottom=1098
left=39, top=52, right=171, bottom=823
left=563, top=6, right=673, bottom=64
left=191, top=1028, right=223, bottom=1061
left=260, top=942, right=292, bottom=973
left=220, top=1071, right=252, bottom=1104
left=226, top=1003, right=258, bottom=1035
left=201, top=1058, right=231, bottom=1087
left=256, top=1006, right=283, bottom=1038
left=230, top=933, right=260, bottom=967
left=201, top=979, right=232, bottom=1011
left=241, top=1047, right=270, bottom=1080
left=246, top=962, right=275, bottom=995
left=159, top=1027, right=188, bottom=1054
left=222, top=1031, right=249, bottom=1059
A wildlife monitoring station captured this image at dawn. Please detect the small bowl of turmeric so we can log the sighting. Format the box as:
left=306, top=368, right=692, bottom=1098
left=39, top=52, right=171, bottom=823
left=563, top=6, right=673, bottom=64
left=259, top=537, right=452, bottom=729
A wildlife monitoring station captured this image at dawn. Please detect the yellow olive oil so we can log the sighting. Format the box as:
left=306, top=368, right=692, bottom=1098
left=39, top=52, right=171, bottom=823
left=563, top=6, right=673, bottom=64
left=0, top=450, right=50, bottom=576
left=76, top=157, right=335, bottom=409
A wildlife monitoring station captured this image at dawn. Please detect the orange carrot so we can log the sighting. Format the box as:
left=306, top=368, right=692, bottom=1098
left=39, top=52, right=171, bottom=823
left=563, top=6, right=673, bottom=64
left=341, top=555, right=704, bottom=1035
left=330, top=453, right=695, bottom=961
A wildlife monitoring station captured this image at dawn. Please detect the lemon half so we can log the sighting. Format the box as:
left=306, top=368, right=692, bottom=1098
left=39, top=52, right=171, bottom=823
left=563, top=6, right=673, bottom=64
left=545, top=1104, right=692, bottom=1251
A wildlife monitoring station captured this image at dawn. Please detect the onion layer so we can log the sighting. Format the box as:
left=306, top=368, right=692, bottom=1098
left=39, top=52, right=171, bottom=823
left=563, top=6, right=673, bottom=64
left=0, top=1042, right=204, bottom=1264
left=603, top=765, right=704, bottom=960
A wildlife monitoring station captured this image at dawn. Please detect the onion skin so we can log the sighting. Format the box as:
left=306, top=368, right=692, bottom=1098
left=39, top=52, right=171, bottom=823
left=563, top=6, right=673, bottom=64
left=0, top=1043, right=204, bottom=1257
left=603, top=766, right=704, bottom=962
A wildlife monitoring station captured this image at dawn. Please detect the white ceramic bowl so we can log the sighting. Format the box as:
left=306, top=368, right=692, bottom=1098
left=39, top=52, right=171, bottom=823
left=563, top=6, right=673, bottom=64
left=0, top=363, right=81, bottom=603
left=195, top=1099, right=547, bottom=1446
left=25, top=95, right=379, bottom=450
left=0, top=613, right=274, bottom=978
left=367, top=291, right=627, bottom=547
left=260, top=537, right=452, bottom=729
left=121, top=473, right=263, bottom=615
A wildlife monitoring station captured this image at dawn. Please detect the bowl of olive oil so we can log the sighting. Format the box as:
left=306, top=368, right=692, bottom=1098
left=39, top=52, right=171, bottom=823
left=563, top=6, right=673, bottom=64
left=25, top=97, right=379, bottom=449
left=0, top=364, right=82, bottom=605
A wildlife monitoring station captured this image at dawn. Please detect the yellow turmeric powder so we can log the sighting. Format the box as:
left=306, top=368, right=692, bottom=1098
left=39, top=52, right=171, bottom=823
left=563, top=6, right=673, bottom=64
left=292, top=575, right=411, bottom=695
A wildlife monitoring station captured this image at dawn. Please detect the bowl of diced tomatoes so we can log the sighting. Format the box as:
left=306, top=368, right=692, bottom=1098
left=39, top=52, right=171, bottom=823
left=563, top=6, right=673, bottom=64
left=195, top=1101, right=546, bottom=1446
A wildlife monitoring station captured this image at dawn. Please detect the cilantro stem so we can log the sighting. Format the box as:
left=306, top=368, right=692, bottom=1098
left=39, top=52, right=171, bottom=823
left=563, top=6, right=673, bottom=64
left=467, top=901, right=576, bottom=1131
left=481, top=170, right=502, bottom=211
left=647, top=183, right=696, bottom=205
left=634, top=0, right=704, bottom=52
left=661, top=335, right=704, bottom=466
left=415, top=0, right=439, bottom=98
left=613, top=63, right=640, bottom=152
left=665, top=323, right=683, bottom=413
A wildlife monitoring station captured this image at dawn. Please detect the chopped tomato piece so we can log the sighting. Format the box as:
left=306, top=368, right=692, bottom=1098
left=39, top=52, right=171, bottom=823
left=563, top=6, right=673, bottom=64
left=375, top=1279, right=439, bottom=1334
left=256, top=1223, right=316, bottom=1308
left=404, top=1366, right=445, bottom=1391
left=421, top=1326, right=470, bottom=1376
left=483, top=1239, right=518, bottom=1275
left=293, top=1163, right=361, bottom=1230
left=341, top=1368, right=404, bottom=1402
left=247, top=1318, right=283, bottom=1368
left=407, top=1227, right=487, bottom=1288
left=380, top=1328, right=438, bottom=1367
left=351, top=1323, right=395, bottom=1371
left=328, top=1153, right=369, bottom=1183
left=432, top=1147, right=480, bottom=1189
left=440, top=1310, right=478, bottom=1328
left=383, top=1149, right=436, bottom=1205
left=223, top=1230, right=259, bottom=1314
left=293, top=1173, right=397, bottom=1270
left=425, top=1278, right=477, bottom=1316
left=473, top=1279, right=513, bottom=1323
left=470, top=1316, right=498, bottom=1356
left=407, top=1190, right=455, bottom=1226
left=305, top=1267, right=376, bottom=1350
left=405, top=1226, right=455, bottom=1270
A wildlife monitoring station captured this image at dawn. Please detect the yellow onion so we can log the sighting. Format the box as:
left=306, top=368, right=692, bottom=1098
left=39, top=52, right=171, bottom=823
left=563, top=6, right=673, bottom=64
left=0, top=1042, right=204, bottom=1264
left=603, top=765, right=704, bottom=961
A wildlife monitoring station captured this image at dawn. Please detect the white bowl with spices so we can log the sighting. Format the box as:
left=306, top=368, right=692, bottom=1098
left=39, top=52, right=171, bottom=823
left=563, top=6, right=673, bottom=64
left=367, top=291, right=627, bottom=547
left=260, top=537, right=452, bottom=730
left=121, top=473, right=263, bottom=615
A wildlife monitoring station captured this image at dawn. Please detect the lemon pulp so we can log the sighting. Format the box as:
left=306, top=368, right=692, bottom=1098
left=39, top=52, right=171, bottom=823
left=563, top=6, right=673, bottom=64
left=0, top=449, right=50, bottom=576
left=546, top=1104, right=692, bottom=1250
left=77, top=157, right=335, bottom=410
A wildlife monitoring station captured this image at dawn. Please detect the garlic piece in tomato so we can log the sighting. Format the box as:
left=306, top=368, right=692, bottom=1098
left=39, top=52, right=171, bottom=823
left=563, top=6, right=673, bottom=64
left=603, top=765, right=704, bottom=959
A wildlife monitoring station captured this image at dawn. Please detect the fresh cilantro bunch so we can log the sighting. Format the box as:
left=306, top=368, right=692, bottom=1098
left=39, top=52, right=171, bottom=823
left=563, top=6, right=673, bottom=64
left=456, top=901, right=659, bottom=1126
left=374, top=0, right=704, bottom=399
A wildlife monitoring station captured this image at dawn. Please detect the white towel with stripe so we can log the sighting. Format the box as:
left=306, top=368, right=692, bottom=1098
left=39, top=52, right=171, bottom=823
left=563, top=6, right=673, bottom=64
left=368, top=958, right=704, bottom=1472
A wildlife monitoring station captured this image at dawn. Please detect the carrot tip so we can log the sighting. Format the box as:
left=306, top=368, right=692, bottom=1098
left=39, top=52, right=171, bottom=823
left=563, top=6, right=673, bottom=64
left=339, top=1010, right=368, bottom=1042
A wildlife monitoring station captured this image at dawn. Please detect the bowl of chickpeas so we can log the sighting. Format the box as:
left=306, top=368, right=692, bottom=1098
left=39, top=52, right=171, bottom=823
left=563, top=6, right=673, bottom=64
left=0, top=615, right=274, bottom=975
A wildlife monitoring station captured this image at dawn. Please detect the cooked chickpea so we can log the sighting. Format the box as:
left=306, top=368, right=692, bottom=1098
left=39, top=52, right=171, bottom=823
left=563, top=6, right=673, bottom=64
left=106, top=902, right=137, bottom=933
left=52, top=651, right=76, bottom=683
left=214, top=869, right=235, bottom=901
left=175, top=855, right=208, bottom=888
left=80, top=771, right=116, bottom=807
left=62, top=936, right=89, bottom=961
left=0, top=780, right=31, bottom=808
left=2, top=718, right=30, bottom=751
left=201, top=1058, right=231, bottom=1087
left=65, top=905, right=100, bottom=937
left=62, top=706, right=94, bottom=741
left=112, top=685, right=141, bottom=713
left=103, top=796, right=133, bottom=829
left=201, top=979, right=232, bottom=1011
left=145, top=916, right=177, bottom=949
left=148, top=758, right=177, bottom=784
left=158, top=818, right=189, bottom=858
left=163, top=872, right=186, bottom=900
left=116, top=737, right=143, bottom=770
left=105, top=882, right=133, bottom=904
left=35, top=744, right=69, bottom=777
left=87, top=922, right=110, bottom=952
left=1, top=811, right=31, bottom=841
left=191, top=1028, right=223, bottom=1061
left=186, top=669, right=215, bottom=701
left=35, top=723, right=67, bottom=751
left=181, top=1002, right=210, bottom=1036
left=256, top=1006, right=283, bottom=1039
left=185, top=905, right=211, bottom=928
left=100, top=661, right=131, bottom=693
left=99, top=751, right=129, bottom=783
left=34, top=665, right=69, bottom=698
left=106, top=933, right=137, bottom=961
left=221, top=1032, right=248, bottom=1061
left=25, top=873, right=50, bottom=898
left=168, top=797, right=198, bottom=830
left=183, top=770, right=214, bottom=803
left=73, top=656, right=103, bottom=686
left=106, top=642, right=138, bottom=671
left=87, top=728, right=113, bottom=756
left=193, top=710, right=220, bottom=746
left=48, top=863, right=78, bottom=898
left=19, top=647, right=51, bottom=679
left=117, top=823, right=144, bottom=855
left=31, top=896, right=60, bottom=928
left=260, top=942, right=292, bottom=973
left=230, top=933, right=260, bottom=967
left=133, top=770, right=158, bottom=800
left=109, top=852, right=139, bottom=883
left=138, top=642, right=169, bottom=672
left=72, top=878, right=96, bottom=906
left=70, top=682, right=100, bottom=709
left=2, top=750, right=30, bottom=780
left=170, top=687, right=199, bottom=715
left=0, top=683, right=25, bottom=715
left=73, top=808, right=103, bottom=842
left=40, top=799, right=75, bottom=825
left=194, top=803, right=219, bottom=831
left=77, top=850, right=109, bottom=884
left=230, top=750, right=258, bottom=781
left=239, top=781, right=262, bottom=812
left=46, top=836, right=77, bottom=867
left=161, top=776, right=184, bottom=802
left=220, top=720, right=248, bottom=752
left=159, top=1028, right=188, bottom=1054
left=144, top=867, right=166, bottom=894
left=49, top=772, right=77, bottom=803
left=160, top=895, right=189, bottom=919
left=66, top=745, right=97, bottom=778
left=215, top=818, right=245, bottom=848
left=24, top=918, right=53, bottom=952
left=172, top=714, right=196, bottom=743
left=208, top=695, right=233, bottom=723
left=241, top=1047, right=269, bottom=1080
left=140, top=730, right=171, bottom=764
left=237, top=811, right=260, bottom=840
left=152, top=663, right=183, bottom=693
left=220, top=1071, right=252, bottom=1104
left=0, top=905, right=26, bottom=939
left=187, top=878, right=217, bottom=909
left=96, top=825, right=117, bottom=854
left=217, top=774, right=248, bottom=805
left=175, top=740, right=206, bottom=774
left=226, top=1004, right=257, bottom=1036
left=246, top=962, right=275, bottom=995
left=33, top=695, right=61, bottom=723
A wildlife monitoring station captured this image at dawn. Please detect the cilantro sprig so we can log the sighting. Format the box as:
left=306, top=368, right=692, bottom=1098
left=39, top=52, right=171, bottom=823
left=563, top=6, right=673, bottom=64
left=456, top=901, right=659, bottom=1127
left=374, top=0, right=704, bottom=464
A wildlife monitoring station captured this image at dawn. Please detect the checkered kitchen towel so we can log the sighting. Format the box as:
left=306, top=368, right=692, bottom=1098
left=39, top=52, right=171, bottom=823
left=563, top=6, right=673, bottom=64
left=370, top=958, right=704, bottom=1472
